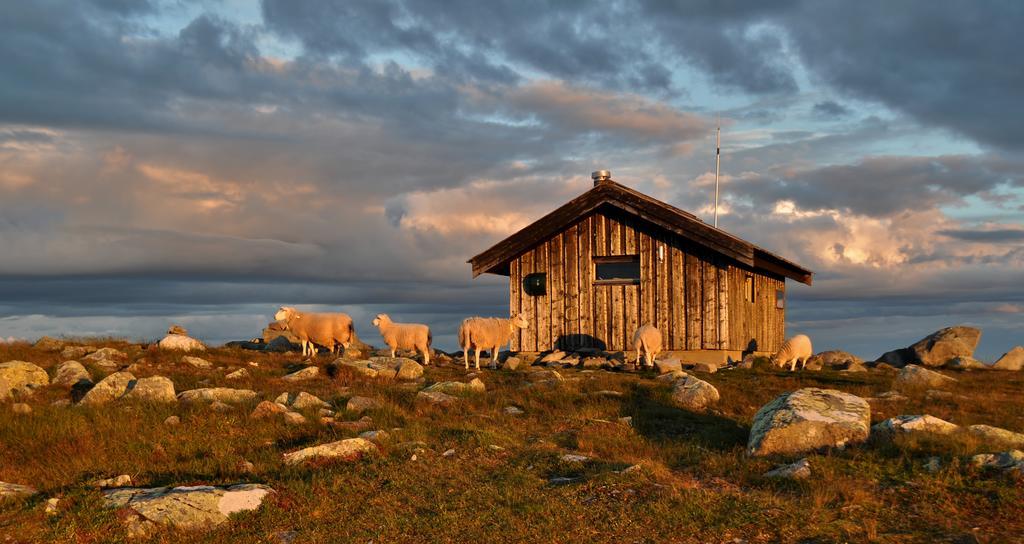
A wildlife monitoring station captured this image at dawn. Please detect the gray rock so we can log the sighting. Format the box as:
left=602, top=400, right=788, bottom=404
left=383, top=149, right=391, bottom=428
left=971, top=450, right=1024, bottom=473
left=157, top=334, right=206, bottom=352
left=871, top=415, right=961, bottom=441
left=346, top=396, right=383, bottom=413
left=182, top=356, right=213, bottom=369
left=164, top=415, right=180, bottom=426
left=504, top=406, right=524, bottom=415
left=103, top=484, right=274, bottom=531
left=653, top=358, right=683, bottom=374
left=691, top=361, right=718, bottom=373
left=225, top=368, right=249, bottom=380
left=670, top=376, right=720, bottom=411
left=764, top=458, right=811, bottom=480
left=539, top=351, right=567, bottom=364
left=0, top=361, right=50, bottom=400
left=282, top=366, right=319, bottom=381
left=503, top=357, right=523, bottom=371
left=395, top=359, right=424, bottom=380
left=288, top=392, right=330, bottom=411
left=282, top=438, right=378, bottom=465
left=84, top=347, right=127, bottom=363
left=877, top=326, right=981, bottom=368
left=895, top=364, right=958, bottom=390
left=748, top=388, right=871, bottom=457
left=53, top=361, right=92, bottom=388
left=559, top=454, right=590, bottom=463
left=806, top=350, right=863, bottom=370
left=250, top=400, right=289, bottom=420
left=992, top=346, right=1024, bottom=371
left=93, top=474, right=133, bottom=489
left=968, top=425, right=1024, bottom=448
left=580, top=356, right=610, bottom=369
left=33, top=336, right=64, bottom=352
left=424, top=378, right=486, bottom=395
left=123, top=376, right=177, bottom=403
left=416, top=390, right=458, bottom=406
left=282, top=412, right=306, bottom=425
left=80, top=371, right=136, bottom=405
left=61, top=346, right=94, bottom=360
left=945, top=356, right=987, bottom=371
left=656, top=370, right=688, bottom=383
left=177, top=387, right=258, bottom=405
left=264, top=336, right=298, bottom=353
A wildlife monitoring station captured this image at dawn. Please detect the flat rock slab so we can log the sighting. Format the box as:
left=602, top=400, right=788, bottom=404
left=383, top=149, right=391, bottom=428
left=177, top=388, right=258, bottom=405
left=0, top=361, right=50, bottom=400
left=84, top=348, right=127, bottom=362
left=748, top=388, right=871, bottom=457
left=895, top=365, right=958, bottom=390
left=764, top=458, right=811, bottom=480
left=872, top=415, right=961, bottom=440
left=416, top=390, right=458, bottom=406
left=283, top=367, right=319, bottom=381
left=968, top=425, right=1024, bottom=448
left=0, top=481, right=38, bottom=498
left=104, top=484, right=274, bottom=531
left=423, top=378, right=485, bottom=395
left=282, top=438, right=378, bottom=465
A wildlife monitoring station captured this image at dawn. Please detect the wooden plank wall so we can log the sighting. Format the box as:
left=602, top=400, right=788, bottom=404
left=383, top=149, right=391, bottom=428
left=509, top=207, right=785, bottom=352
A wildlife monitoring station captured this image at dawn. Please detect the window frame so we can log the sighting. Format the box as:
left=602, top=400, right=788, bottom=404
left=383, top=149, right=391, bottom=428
left=744, top=275, right=755, bottom=303
left=593, top=255, right=641, bottom=286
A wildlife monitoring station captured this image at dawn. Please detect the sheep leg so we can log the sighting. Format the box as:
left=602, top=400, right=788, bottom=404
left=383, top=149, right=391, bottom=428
left=474, top=347, right=481, bottom=370
left=423, top=346, right=430, bottom=366
left=491, top=345, right=499, bottom=369
left=463, top=346, right=470, bottom=370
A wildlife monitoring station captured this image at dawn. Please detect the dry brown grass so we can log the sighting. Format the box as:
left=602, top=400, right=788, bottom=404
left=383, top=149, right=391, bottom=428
left=1, top=340, right=1023, bottom=543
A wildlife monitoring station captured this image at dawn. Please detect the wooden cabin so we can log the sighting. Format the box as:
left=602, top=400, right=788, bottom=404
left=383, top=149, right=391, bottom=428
left=468, top=170, right=813, bottom=361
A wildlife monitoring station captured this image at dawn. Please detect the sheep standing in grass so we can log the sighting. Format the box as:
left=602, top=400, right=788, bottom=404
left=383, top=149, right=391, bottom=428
left=274, top=307, right=355, bottom=358
left=632, top=324, right=662, bottom=369
left=458, top=313, right=529, bottom=370
left=772, top=334, right=813, bottom=371
left=372, top=314, right=432, bottom=365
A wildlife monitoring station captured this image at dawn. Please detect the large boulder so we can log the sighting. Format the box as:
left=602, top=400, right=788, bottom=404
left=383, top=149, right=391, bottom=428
left=103, top=484, right=273, bottom=531
left=876, top=326, right=981, bottom=368
left=53, top=361, right=92, bottom=388
left=992, top=346, right=1024, bottom=371
left=0, top=361, right=50, bottom=400
left=79, top=372, right=136, bottom=405
left=177, top=388, right=258, bottom=405
left=748, top=388, right=871, bottom=457
left=262, top=322, right=300, bottom=345
left=264, top=335, right=298, bottom=353
left=872, top=415, right=961, bottom=441
left=670, top=376, right=720, bottom=411
left=33, top=336, right=64, bottom=352
left=282, top=438, right=378, bottom=465
left=157, top=334, right=206, bottom=352
left=123, top=376, right=177, bottom=403
left=61, top=345, right=95, bottom=360
left=894, top=365, right=958, bottom=390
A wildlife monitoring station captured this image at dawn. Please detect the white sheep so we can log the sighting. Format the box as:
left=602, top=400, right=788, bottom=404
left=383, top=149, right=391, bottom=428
left=458, top=313, right=529, bottom=370
left=772, top=334, right=813, bottom=371
left=371, top=314, right=432, bottom=365
left=632, top=324, right=662, bottom=368
left=274, top=307, right=355, bottom=358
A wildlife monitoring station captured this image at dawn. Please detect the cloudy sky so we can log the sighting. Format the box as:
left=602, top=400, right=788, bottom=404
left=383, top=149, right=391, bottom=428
left=2, top=0, right=1023, bottom=359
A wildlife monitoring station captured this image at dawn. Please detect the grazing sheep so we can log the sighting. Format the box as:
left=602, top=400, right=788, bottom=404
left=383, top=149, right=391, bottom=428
left=772, top=334, right=813, bottom=371
left=274, top=307, right=355, bottom=358
left=372, top=314, right=432, bottom=365
left=632, top=324, right=662, bottom=368
left=458, top=313, right=529, bottom=370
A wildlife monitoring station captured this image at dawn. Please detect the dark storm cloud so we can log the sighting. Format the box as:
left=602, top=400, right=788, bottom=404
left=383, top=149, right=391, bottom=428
left=812, top=100, right=850, bottom=119
left=939, top=228, right=1024, bottom=243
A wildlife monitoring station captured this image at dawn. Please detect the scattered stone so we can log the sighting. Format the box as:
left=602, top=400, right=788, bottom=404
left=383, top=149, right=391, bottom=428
left=806, top=350, right=863, bottom=370
left=416, top=390, right=458, bottom=406
left=182, top=356, right=213, bottom=369
left=0, top=482, right=38, bottom=498
left=164, top=415, right=180, bottom=426
left=875, top=390, right=908, bottom=402
left=503, top=357, right=523, bottom=371
left=167, top=324, right=188, bottom=336
left=548, top=476, right=582, bottom=485
left=61, top=346, right=93, bottom=360
left=11, top=402, right=31, bottom=415
left=877, top=326, right=981, bottom=368
left=895, top=364, right=958, bottom=390
left=346, top=396, right=383, bottom=413
left=971, top=450, right=1024, bottom=474
left=289, top=392, right=330, bottom=411
left=103, top=484, right=274, bottom=531
left=264, top=336, right=298, bottom=353
left=504, top=406, right=524, bottom=415
left=618, top=416, right=633, bottom=426
left=84, top=347, right=127, bottom=363
left=487, top=444, right=505, bottom=451
left=691, top=361, right=718, bottom=373
left=924, top=456, right=942, bottom=473
left=0, top=361, right=50, bottom=400
left=968, top=425, right=1024, bottom=448
left=580, top=356, right=610, bottom=369
left=94, top=475, right=133, bottom=489
left=671, top=376, right=720, bottom=411
left=395, top=359, right=424, bottom=380
left=442, top=448, right=456, bottom=458
left=840, top=361, right=868, bottom=373
left=33, top=336, right=64, bottom=352
left=945, top=356, right=987, bottom=371
left=653, top=358, right=683, bottom=374
left=359, top=429, right=390, bottom=442
left=764, top=458, right=811, bottom=480
left=45, top=497, right=60, bottom=516
left=123, top=376, right=177, bottom=403
left=237, top=460, right=255, bottom=473
left=274, top=530, right=299, bottom=544
left=594, top=390, right=622, bottom=398
left=318, top=408, right=335, bottom=417
left=560, top=454, right=590, bottom=463
left=157, top=334, right=206, bottom=352
left=992, top=346, right=1024, bottom=371
left=423, top=378, right=486, bottom=395
left=80, top=371, right=136, bottom=405
left=225, top=368, right=249, bottom=380
left=282, top=412, right=306, bottom=425
left=208, top=401, right=232, bottom=413
left=251, top=401, right=289, bottom=420
left=748, top=388, right=871, bottom=457
left=282, top=438, right=378, bottom=465
left=925, top=389, right=955, bottom=401
left=872, top=415, right=961, bottom=440
left=656, top=370, right=688, bottom=383
left=872, top=362, right=899, bottom=373
left=177, top=388, right=258, bottom=405
left=539, top=351, right=567, bottom=364
left=327, top=415, right=374, bottom=432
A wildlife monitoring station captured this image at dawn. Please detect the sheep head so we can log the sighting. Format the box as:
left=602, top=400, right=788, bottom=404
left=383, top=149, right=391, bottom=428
left=372, top=314, right=390, bottom=328
left=274, top=306, right=297, bottom=322
left=511, top=312, right=529, bottom=329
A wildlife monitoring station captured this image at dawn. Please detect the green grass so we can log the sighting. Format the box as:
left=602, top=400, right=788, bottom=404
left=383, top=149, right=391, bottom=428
left=2, top=341, right=1023, bottom=543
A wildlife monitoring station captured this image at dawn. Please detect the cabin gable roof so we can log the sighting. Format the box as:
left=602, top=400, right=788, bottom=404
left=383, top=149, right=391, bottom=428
left=468, top=179, right=813, bottom=285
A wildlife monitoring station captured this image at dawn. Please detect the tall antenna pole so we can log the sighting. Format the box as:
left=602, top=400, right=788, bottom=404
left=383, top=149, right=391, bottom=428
left=714, top=115, right=721, bottom=228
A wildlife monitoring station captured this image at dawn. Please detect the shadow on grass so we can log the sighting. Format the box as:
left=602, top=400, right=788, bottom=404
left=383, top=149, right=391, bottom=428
left=621, top=383, right=748, bottom=452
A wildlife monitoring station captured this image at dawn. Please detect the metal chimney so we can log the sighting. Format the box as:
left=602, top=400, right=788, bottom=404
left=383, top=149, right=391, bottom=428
left=591, top=170, right=612, bottom=186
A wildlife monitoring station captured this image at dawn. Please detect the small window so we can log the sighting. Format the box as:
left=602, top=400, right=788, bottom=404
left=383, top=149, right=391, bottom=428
left=744, top=275, right=755, bottom=302
left=523, top=273, right=546, bottom=296
left=594, top=255, right=640, bottom=285
left=776, top=289, right=785, bottom=309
